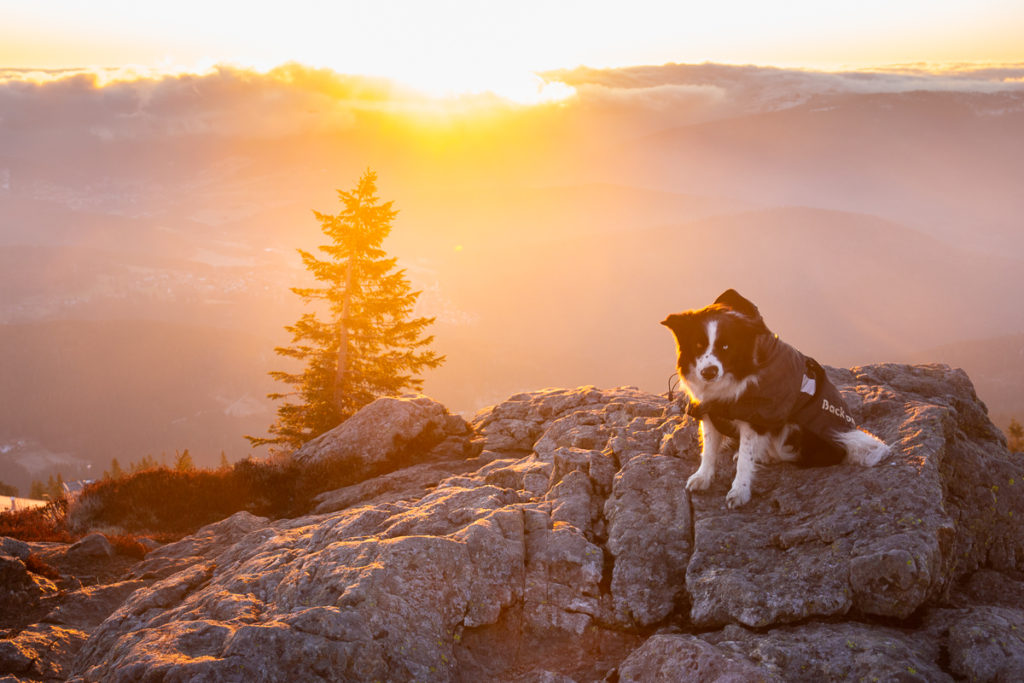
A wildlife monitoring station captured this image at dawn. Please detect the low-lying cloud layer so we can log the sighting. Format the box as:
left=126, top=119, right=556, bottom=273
left=3, top=61, right=1024, bottom=145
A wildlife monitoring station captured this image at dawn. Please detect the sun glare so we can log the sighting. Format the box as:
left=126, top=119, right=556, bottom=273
left=401, top=68, right=576, bottom=105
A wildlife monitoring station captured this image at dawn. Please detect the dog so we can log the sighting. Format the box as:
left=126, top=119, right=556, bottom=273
left=661, top=289, right=888, bottom=508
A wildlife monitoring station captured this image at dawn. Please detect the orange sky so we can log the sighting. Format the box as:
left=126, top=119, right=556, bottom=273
left=3, top=1, right=1023, bottom=100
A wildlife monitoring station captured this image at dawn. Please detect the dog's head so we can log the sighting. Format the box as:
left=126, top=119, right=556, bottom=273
left=661, top=289, right=770, bottom=397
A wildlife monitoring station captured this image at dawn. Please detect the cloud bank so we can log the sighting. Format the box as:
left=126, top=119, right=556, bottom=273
left=4, top=60, right=1024, bottom=146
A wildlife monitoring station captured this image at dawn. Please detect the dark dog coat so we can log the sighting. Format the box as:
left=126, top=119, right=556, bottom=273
left=688, top=333, right=858, bottom=465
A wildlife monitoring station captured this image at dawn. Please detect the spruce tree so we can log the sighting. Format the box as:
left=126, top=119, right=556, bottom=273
left=248, top=170, right=444, bottom=452
left=174, top=449, right=195, bottom=472
left=105, top=457, right=124, bottom=480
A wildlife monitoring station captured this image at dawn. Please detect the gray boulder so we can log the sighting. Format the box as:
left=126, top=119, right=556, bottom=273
left=605, top=453, right=693, bottom=626
left=617, top=633, right=770, bottom=682
left=0, top=554, right=58, bottom=621
left=0, top=537, right=30, bottom=561
left=925, top=606, right=1024, bottom=682
left=701, top=621, right=951, bottom=682
left=293, top=394, right=471, bottom=467
left=0, top=624, right=89, bottom=680
left=65, top=533, right=114, bottom=561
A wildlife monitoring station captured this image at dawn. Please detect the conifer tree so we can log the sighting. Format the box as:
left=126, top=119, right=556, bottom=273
left=105, top=457, right=124, bottom=480
left=248, top=170, right=444, bottom=451
left=174, top=449, right=195, bottom=472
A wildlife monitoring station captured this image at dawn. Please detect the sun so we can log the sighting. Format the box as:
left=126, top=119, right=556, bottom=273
left=296, top=45, right=576, bottom=106
left=394, top=64, right=576, bottom=105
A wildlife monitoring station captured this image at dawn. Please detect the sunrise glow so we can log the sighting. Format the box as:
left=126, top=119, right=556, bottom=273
left=3, top=0, right=1022, bottom=104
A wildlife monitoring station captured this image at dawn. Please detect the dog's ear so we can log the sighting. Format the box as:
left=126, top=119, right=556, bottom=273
left=714, top=289, right=761, bottom=321
left=660, top=313, right=683, bottom=332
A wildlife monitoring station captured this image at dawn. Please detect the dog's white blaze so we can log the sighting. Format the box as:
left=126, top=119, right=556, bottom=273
left=682, top=315, right=757, bottom=403
left=695, top=319, right=724, bottom=380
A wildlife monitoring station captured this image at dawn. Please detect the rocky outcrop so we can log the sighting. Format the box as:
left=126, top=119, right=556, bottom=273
left=292, top=394, right=475, bottom=467
left=3, top=363, right=1022, bottom=681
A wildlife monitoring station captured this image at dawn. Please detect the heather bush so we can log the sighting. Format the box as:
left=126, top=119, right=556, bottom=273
left=0, top=499, right=72, bottom=542
left=104, top=533, right=151, bottom=559
left=66, top=453, right=389, bottom=538
left=69, top=467, right=248, bottom=536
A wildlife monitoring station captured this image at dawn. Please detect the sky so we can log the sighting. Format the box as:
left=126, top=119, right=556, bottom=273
left=3, top=0, right=1024, bottom=100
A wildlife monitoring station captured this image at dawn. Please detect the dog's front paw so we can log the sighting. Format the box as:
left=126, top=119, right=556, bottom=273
left=725, top=486, right=750, bottom=508
left=686, top=469, right=713, bottom=492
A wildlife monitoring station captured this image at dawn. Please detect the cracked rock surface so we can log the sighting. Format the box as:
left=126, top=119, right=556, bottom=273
left=3, top=364, right=1020, bottom=681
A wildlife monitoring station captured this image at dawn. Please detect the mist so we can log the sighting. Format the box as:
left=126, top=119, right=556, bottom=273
left=2, top=61, right=1023, bottom=489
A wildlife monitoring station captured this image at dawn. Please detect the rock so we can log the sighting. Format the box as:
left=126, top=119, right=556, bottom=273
left=292, top=395, right=460, bottom=467
left=129, top=510, right=269, bottom=581
left=617, top=633, right=770, bottom=682
left=43, top=579, right=149, bottom=629
left=686, top=363, right=1024, bottom=628
left=73, top=510, right=529, bottom=682
left=66, top=533, right=114, bottom=561
left=0, top=537, right=30, bottom=561
left=925, top=606, right=1024, bottom=682
left=0, top=640, right=33, bottom=675
left=605, top=453, right=693, bottom=626
left=312, top=458, right=482, bottom=514
left=701, top=621, right=951, bottom=682
left=952, top=569, right=1024, bottom=608
left=0, top=624, right=89, bottom=680
left=45, top=368, right=1024, bottom=681
left=472, top=386, right=662, bottom=457
left=0, top=554, right=58, bottom=621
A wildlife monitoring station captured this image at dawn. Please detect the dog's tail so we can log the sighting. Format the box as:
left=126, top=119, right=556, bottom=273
left=838, top=429, right=889, bottom=467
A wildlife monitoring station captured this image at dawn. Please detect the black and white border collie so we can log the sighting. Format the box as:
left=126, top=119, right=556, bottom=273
left=661, top=289, right=888, bottom=508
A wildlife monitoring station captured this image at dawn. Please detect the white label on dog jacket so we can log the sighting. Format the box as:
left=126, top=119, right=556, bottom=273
left=800, top=374, right=817, bottom=396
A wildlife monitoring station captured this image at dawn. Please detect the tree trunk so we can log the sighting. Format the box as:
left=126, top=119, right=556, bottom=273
left=334, top=257, right=354, bottom=411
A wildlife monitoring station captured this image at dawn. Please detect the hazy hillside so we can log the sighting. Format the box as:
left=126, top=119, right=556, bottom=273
left=604, top=90, right=1024, bottom=253
left=418, top=206, right=1024, bottom=415
left=0, top=320, right=277, bottom=491
left=3, top=207, right=1022, bottom=482
left=912, top=334, right=1024, bottom=429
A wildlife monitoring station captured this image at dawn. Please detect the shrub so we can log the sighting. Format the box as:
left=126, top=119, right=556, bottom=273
left=0, top=499, right=73, bottom=543
left=67, top=452, right=400, bottom=539
left=70, top=467, right=248, bottom=536
left=103, top=533, right=150, bottom=559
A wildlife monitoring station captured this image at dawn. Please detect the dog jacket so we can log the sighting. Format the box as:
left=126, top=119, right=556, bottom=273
left=688, top=333, right=857, bottom=452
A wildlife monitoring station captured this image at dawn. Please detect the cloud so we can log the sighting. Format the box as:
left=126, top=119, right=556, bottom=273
left=0, top=63, right=471, bottom=145
left=549, top=62, right=1024, bottom=125
left=3, top=60, right=1023, bottom=174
